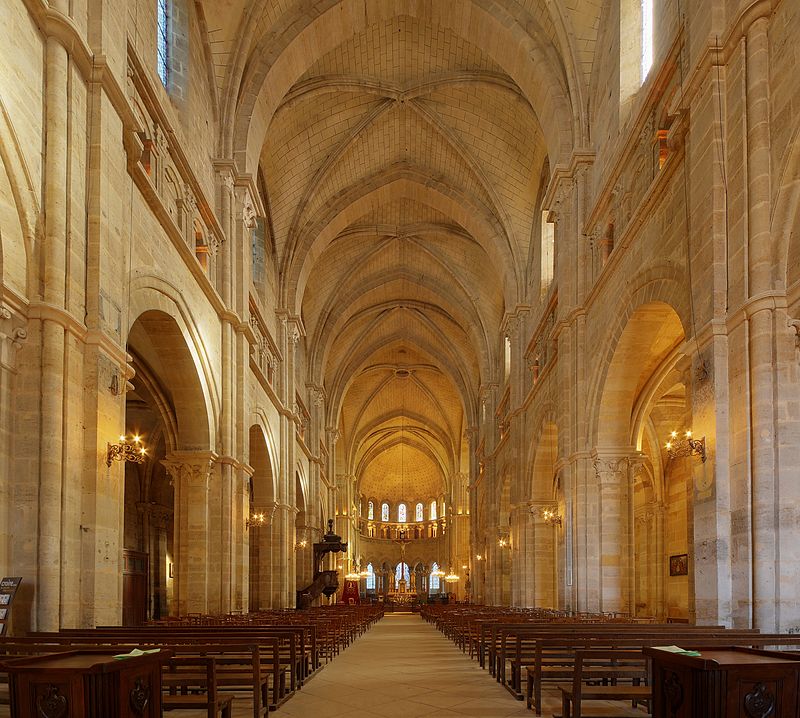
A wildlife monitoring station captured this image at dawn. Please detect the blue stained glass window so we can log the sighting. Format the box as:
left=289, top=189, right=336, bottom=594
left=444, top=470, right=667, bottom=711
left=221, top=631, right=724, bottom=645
left=381, top=502, right=389, bottom=522
left=366, top=563, right=375, bottom=590
left=157, top=0, right=169, bottom=87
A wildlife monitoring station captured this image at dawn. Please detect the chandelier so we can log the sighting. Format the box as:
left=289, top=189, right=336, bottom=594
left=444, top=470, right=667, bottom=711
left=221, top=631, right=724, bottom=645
left=444, top=568, right=460, bottom=583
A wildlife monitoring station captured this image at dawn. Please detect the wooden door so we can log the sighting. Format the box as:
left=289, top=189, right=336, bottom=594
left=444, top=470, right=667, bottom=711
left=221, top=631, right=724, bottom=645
left=122, top=550, right=148, bottom=626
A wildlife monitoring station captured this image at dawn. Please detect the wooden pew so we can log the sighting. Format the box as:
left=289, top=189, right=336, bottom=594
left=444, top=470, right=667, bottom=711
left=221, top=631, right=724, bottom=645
left=525, top=633, right=800, bottom=714
left=558, top=649, right=650, bottom=718
left=163, top=656, right=235, bottom=718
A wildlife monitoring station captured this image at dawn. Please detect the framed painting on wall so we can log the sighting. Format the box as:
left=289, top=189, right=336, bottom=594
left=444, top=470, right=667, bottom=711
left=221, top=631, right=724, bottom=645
left=669, top=554, right=688, bottom=576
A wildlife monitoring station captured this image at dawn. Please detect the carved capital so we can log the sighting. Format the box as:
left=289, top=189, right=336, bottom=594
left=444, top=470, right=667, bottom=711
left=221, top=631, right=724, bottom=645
left=0, top=306, right=28, bottom=371
left=789, top=319, right=800, bottom=350
left=287, top=324, right=301, bottom=346
left=161, top=453, right=216, bottom=487
left=242, top=192, right=257, bottom=229
left=478, top=384, right=496, bottom=407
left=593, top=456, right=629, bottom=485
left=308, top=384, right=325, bottom=407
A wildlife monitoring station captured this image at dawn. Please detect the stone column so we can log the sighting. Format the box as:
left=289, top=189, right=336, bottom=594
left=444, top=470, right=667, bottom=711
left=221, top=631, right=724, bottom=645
left=35, top=8, right=71, bottom=630
left=271, top=504, right=295, bottom=607
left=0, top=308, right=26, bottom=574
left=231, top=464, right=250, bottom=612
left=591, top=455, right=634, bottom=614
left=163, top=452, right=217, bottom=615
left=138, top=503, right=171, bottom=620
left=742, top=15, right=797, bottom=632
left=527, top=502, right=557, bottom=608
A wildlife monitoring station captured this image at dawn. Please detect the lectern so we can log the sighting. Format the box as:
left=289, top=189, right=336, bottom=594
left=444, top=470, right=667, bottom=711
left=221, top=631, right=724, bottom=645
left=644, top=646, right=800, bottom=718
left=4, top=649, right=171, bottom=718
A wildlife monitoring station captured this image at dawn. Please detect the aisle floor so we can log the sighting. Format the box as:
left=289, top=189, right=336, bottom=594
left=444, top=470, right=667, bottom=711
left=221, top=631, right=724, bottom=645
left=274, top=612, right=535, bottom=718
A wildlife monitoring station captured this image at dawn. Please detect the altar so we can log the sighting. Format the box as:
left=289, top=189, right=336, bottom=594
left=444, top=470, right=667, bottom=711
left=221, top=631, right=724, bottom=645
left=385, top=575, right=417, bottom=611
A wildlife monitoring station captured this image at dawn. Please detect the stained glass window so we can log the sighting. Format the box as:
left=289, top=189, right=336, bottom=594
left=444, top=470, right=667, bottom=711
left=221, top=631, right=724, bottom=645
left=381, top=502, right=389, bottom=522
left=366, top=563, right=375, bottom=590
left=395, top=562, right=410, bottom=590
left=157, top=0, right=169, bottom=87
left=398, top=503, right=407, bottom=523
left=368, top=501, right=374, bottom=520
left=415, top=503, right=423, bottom=521
left=430, top=562, right=441, bottom=591
left=430, top=500, right=437, bottom=521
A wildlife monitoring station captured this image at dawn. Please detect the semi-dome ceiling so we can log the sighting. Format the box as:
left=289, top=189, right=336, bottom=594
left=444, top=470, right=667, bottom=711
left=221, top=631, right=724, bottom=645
left=200, top=0, right=596, bottom=499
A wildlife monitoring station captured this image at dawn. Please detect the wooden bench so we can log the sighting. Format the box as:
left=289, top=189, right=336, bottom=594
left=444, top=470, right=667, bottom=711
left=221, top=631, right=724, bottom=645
left=163, top=656, right=236, bottom=718
left=558, top=649, right=650, bottom=718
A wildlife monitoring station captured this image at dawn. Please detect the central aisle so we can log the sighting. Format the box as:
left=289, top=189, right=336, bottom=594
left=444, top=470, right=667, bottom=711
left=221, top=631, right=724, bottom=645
left=279, top=613, right=532, bottom=718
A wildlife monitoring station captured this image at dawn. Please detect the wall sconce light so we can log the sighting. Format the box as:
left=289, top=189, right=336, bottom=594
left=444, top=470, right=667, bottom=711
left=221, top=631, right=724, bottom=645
left=498, top=535, right=510, bottom=548
left=294, top=538, right=308, bottom=550
left=665, top=430, right=706, bottom=462
left=106, top=434, right=146, bottom=467
left=541, top=507, right=562, bottom=527
left=246, top=512, right=266, bottom=529
left=475, top=554, right=483, bottom=561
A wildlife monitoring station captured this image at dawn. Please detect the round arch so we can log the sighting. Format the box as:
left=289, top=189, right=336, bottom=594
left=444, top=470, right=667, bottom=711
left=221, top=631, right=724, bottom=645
left=128, top=277, right=219, bottom=449
left=127, top=308, right=213, bottom=451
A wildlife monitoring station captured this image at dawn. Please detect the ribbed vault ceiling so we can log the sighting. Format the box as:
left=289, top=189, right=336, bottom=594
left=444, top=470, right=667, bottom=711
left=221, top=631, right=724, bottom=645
left=200, top=0, right=593, bottom=503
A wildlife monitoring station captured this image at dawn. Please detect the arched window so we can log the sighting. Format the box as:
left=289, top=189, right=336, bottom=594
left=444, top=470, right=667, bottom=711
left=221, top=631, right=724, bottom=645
left=429, top=562, right=441, bottom=592
left=641, top=0, right=654, bottom=81
left=430, top=500, right=437, bottom=521
left=381, top=502, right=389, bottom=522
left=157, top=0, right=170, bottom=87
left=395, top=562, right=410, bottom=590
left=620, top=0, right=655, bottom=117
left=398, top=503, right=407, bottom=523
left=366, top=563, right=375, bottom=590
left=368, top=501, right=374, bottom=520
left=540, top=210, right=555, bottom=297
left=415, top=503, right=423, bottom=522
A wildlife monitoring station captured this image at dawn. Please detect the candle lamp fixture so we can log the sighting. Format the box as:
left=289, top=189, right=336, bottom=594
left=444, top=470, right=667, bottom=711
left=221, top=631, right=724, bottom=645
left=498, top=534, right=510, bottom=548
left=246, top=511, right=267, bottom=529
left=541, top=507, right=562, bottom=527
left=665, top=430, right=706, bottom=462
left=444, top=568, right=460, bottom=583
left=475, top=554, right=483, bottom=561
left=106, top=434, right=146, bottom=467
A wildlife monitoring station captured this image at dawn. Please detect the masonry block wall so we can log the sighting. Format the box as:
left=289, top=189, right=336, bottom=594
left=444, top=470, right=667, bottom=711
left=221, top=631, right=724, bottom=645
left=0, top=0, right=798, bottom=631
